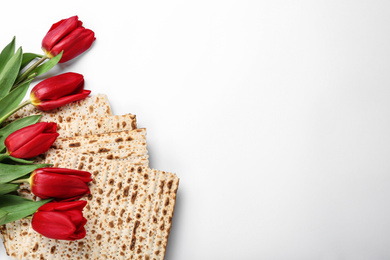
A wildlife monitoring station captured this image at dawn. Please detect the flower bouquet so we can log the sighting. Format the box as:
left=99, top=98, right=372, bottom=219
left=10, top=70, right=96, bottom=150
left=0, top=16, right=94, bottom=240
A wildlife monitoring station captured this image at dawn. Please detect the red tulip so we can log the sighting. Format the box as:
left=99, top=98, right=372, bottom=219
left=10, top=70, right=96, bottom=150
left=5, top=122, right=58, bottom=159
left=32, top=200, right=87, bottom=240
left=30, top=72, right=91, bottom=111
left=42, top=16, right=95, bottom=63
left=30, top=167, right=92, bottom=200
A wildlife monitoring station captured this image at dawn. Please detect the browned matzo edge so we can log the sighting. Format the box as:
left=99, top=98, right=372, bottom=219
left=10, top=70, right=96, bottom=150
left=0, top=226, right=9, bottom=256
left=15, top=150, right=178, bottom=260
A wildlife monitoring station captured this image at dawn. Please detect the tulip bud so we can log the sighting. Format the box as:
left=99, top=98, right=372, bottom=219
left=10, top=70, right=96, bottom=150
left=42, top=16, right=95, bottom=63
left=32, top=200, right=87, bottom=240
left=30, top=72, right=91, bottom=111
left=31, top=167, right=92, bottom=200
left=5, top=122, right=58, bottom=159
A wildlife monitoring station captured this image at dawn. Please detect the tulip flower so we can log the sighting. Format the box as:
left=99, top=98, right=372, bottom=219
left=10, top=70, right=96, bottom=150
left=42, top=16, right=95, bottom=63
left=30, top=72, right=91, bottom=111
left=31, top=200, right=87, bottom=240
left=30, top=167, right=92, bottom=200
left=5, top=122, right=58, bottom=159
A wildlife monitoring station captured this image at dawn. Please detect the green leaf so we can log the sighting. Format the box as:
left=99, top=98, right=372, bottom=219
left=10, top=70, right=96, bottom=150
left=0, top=183, right=19, bottom=195
left=30, top=51, right=62, bottom=77
left=0, top=163, right=50, bottom=184
left=0, top=195, right=50, bottom=225
left=0, top=79, right=31, bottom=121
left=21, top=53, right=43, bottom=69
left=0, top=208, right=8, bottom=224
left=0, top=47, right=22, bottom=99
left=0, top=37, right=15, bottom=75
left=0, top=115, right=41, bottom=152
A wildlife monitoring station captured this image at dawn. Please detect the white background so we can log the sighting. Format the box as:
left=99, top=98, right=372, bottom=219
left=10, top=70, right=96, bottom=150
left=1, top=1, right=390, bottom=259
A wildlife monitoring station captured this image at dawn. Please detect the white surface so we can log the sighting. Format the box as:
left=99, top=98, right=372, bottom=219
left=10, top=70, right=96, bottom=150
left=1, top=1, right=390, bottom=259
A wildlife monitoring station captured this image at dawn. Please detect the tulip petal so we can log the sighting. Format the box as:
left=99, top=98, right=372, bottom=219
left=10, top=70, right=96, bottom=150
left=32, top=201, right=88, bottom=240
left=0, top=115, right=42, bottom=153
left=68, top=217, right=87, bottom=240
left=35, top=167, right=92, bottom=181
left=55, top=194, right=88, bottom=202
left=32, top=211, right=76, bottom=240
left=10, top=133, right=59, bottom=159
left=38, top=200, right=87, bottom=212
left=32, top=72, right=84, bottom=101
left=43, top=122, right=58, bottom=133
left=42, top=16, right=80, bottom=51
left=64, top=209, right=84, bottom=224
left=50, top=27, right=95, bottom=63
left=5, top=123, right=48, bottom=152
left=68, top=227, right=86, bottom=240
left=46, top=16, right=78, bottom=33
left=36, top=90, right=91, bottom=111
left=32, top=173, right=90, bottom=199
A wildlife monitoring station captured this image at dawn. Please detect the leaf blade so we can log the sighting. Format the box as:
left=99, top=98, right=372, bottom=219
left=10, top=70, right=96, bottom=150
left=0, top=37, right=15, bottom=74
left=21, top=53, right=43, bottom=69
left=0, top=195, right=50, bottom=225
left=0, top=79, right=31, bottom=121
left=0, top=163, right=50, bottom=184
left=0, top=208, right=8, bottom=224
left=30, top=51, right=62, bottom=77
left=0, top=183, right=19, bottom=195
left=0, top=47, right=22, bottom=98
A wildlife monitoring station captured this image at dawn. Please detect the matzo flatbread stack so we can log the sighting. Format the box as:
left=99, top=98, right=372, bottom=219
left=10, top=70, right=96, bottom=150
left=15, top=150, right=178, bottom=260
left=3, top=129, right=150, bottom=259
left=1, top=95, right=115, bottom=258
left=1, top=108, right=142, bottom=254
left=0, top=94, right=179, bottom=260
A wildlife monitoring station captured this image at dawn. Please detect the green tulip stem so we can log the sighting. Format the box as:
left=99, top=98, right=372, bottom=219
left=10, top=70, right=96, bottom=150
left=15, top=55, right=48, bottom=85
left=0, top=154, right=9, bottom=162
left=11, top=72, right=38, bottom=91
left=10, top=177, right=31, bottom=184
left=0, top=99, right=32, bottom=126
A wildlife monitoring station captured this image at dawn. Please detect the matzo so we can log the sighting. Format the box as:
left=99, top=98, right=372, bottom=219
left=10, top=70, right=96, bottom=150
left=1, top=96, right=142, bottom=257
left=16, top=150, right=178, bottom=260
left=53, top=129, right=149, bottom=163
left=56, top=114, right=137, bottom=138
left=5, top=94, right=112, bottom=124
left=3, top=129, right=150, bottom=258
left=1, top=94, right=115, bottom=255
